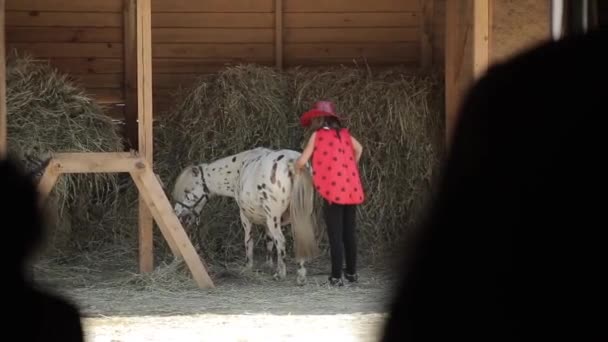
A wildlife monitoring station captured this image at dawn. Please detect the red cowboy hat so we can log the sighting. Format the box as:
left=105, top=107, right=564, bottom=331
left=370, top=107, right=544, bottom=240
left=300, top=101, right=342, bottom=127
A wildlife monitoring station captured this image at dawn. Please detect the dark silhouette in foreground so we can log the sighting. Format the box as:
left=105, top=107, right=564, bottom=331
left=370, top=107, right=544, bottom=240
left=2, top=157, right=84, bottom=341
left=381, top=30, right=607, bottom=341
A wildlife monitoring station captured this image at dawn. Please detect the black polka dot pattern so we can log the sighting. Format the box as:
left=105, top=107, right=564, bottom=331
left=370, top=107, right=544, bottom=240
left=310, top=128, right=364, bottom=205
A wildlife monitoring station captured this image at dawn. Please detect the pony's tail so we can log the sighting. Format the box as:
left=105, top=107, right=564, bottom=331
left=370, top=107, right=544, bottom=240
left=289, top=164, right=319, bottom=261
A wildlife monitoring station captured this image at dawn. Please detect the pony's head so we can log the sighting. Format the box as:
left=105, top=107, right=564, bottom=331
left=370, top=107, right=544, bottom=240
left=171, top=164, right=211, bottom=227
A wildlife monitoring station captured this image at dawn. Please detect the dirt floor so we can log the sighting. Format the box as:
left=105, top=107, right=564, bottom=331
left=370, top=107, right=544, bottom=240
left=34, top=249, right=397, bottom=342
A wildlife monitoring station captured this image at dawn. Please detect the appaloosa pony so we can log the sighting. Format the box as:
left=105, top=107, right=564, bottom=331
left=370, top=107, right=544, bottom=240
left=171, top=147, right=318, bottom=284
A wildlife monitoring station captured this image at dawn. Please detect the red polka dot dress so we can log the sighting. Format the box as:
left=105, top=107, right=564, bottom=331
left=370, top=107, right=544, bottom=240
left=312, top=127, right=365, bottom=205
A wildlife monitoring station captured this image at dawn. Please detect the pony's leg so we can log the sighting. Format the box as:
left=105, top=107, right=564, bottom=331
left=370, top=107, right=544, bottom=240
left=266, top=214, right=287, bottom=280
left=240, top=210, right=254, bottom=270
left=296, top=259, right=307, bottom=285
left=264, top=227, right=275, bottom=269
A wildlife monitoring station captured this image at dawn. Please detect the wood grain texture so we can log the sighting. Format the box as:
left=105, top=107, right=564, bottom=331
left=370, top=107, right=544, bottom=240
left=6, top=0, right=123, bottom=12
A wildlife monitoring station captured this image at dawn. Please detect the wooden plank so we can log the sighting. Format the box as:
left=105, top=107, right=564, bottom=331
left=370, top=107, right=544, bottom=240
left=6, top=11, right=122, bottom=27
left=152, top=59, right=250, bottom=73
left=133, top=166, right=215, bottom=288
left=86, top=88, right=124, bottom=103
left=124, top=0, right=138, bottom=151
left=152, top=0, right=273, bottom=12
left=153, top=73, right=200, bottom=89
left=152, top=28, right=274, bottom=43
left=275, top=0, right=283, bottom=69
left=6, top=0, right=123, bottom=12
left=285, top=56, right=420, bottom=66
left=69, top=73, right=123, bottom=88
left=102, top=105, right=125, bottom=119
left=491, top=0, right=551, bottom=64
left=432, top=0, right=446, bottom=67
left=128, top=170, right=181, bottom=259
left=41, top=58, right=123, bottom=74
left=152, top=13, right=274, bottom=28
left=284, top=27, right=419, bottom=43
left=284, top=42, right=420, bottom=59
left=284, top=0, right=420, bottom=13
left=473, top=0, right=490, bottom=78
left=7, top=27, right=122, bottom=43
left=46, top=152, right=139, bottom=173
left=136, top=0, right=154, bottom=275
left=445, top=0, right=480, bottom=144
left=152, top=43, right=274, bottom=60
left=420, top=0, right=434, bottom=68
left=8, top=43, right=123, bottom=57
left=445, top=0, right=462, bottom=143
left=284, top=12, right=420, bottom=28
left=0, top=0, right=5, bottom=158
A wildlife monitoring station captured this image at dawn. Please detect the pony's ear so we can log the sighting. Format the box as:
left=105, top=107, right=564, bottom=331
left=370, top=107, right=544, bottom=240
left=191, top=166, right=200, bottom=177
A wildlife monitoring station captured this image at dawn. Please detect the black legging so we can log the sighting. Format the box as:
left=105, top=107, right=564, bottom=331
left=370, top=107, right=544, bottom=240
left=323, top=200, right=357, bottom=279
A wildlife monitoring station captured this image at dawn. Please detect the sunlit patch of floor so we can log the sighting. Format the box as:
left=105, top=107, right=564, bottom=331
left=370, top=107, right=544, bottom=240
left=84, top=313, right=387, bottom=342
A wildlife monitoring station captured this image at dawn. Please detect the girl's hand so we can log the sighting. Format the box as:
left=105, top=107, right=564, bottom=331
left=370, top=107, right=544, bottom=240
left=295, top=158, right=305, bottom=172
left=295, top=132, right=316, bottom=173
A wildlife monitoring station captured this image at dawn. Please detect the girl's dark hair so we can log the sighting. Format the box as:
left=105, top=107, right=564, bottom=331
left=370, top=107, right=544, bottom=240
left=312, top=116, right=343, bottom=141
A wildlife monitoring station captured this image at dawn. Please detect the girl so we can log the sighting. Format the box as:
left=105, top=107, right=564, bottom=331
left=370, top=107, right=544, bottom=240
left=295, top=100, right=365, bottom=286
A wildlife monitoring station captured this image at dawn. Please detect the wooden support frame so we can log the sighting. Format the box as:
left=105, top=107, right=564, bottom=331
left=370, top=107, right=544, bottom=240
left=445, top=0, right=491, bottom=144
left=0, top=0, right=214, bottom=289
left=36, top=152, right=214, bottom=288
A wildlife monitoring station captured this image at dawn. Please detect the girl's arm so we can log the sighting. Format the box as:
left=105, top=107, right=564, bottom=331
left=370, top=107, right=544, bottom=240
left=351, top=135, right=363, bottom=163
left=295, top=132, right=316, bottom=171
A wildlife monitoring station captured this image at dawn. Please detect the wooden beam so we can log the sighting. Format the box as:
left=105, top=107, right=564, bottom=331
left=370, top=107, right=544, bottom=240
left=445, top=0, right=491, bottom=144
left=136, top=0, right=154, bottom=274
left=130, top=164, right=215, bottom=288
left=473, top=0, right=490, bottom=78
left=275, top=0, right=283, bottom=69
left=420, top=0, right=434, bottom=69
left=123, top=0, right=138, bottom=150
left=43, top=152, right=141, bottom=173
left=0, top=0, right=6, bottom=159
left=129, top=169, right=182, bottom=261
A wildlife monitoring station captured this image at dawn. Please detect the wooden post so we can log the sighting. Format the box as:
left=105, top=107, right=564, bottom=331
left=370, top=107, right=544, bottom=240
left=445, top=0, right=491, bottom=144
left=0, top=0, right=6, bottom=159
left=473, top=0, right=490, bottom=78
left=275, top=0, right=283, bottom=69
left=136, top=0, right=154, bottom=273
left=420, top=0, right=435, bottom=69
left=123, top=0, right=139, bottom=150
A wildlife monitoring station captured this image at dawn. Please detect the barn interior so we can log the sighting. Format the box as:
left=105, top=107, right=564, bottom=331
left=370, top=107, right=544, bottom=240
left=1, top=0, right=602, bottom=340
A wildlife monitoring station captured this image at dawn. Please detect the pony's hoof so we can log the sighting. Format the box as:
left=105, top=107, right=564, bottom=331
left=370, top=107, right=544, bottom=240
left=296, top=274, right=307, bottom=286
left=273, top=272, right=286, bottom=281
left=296, top=268, right=307, bottom=286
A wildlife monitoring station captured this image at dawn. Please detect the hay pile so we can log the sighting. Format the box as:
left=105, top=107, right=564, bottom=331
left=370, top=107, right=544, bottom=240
left=5, top=51, right=132, bottom=256
left=155, top=64, right=444, bottom=263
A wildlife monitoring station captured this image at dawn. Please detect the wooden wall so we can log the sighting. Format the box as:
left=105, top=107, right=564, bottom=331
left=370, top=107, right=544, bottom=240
left=6, top=0, right=124, bottom=111
left=6, top=0, right=430, bottom=119
left=491, top=0, right=551, bottom=64
left=4, top=0, right=426, bottom=119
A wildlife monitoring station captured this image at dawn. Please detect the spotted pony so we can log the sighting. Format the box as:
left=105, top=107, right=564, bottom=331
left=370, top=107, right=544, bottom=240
left=171, top=147, right=318, bottom=284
